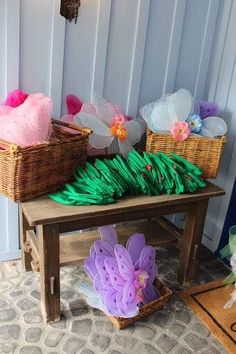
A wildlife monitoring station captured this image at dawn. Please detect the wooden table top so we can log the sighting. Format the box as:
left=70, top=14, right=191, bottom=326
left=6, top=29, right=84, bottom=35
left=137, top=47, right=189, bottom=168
left=21, top=182, right=225, bottom=226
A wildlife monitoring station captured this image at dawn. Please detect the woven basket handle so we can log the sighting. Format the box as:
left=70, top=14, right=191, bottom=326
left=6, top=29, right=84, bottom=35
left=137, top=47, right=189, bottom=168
left=52, top=118, right=92, bottom=135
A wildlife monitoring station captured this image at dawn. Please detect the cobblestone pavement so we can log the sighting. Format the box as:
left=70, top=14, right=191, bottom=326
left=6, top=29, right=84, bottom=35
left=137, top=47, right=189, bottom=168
left=0, top=244, right=230, bottom=354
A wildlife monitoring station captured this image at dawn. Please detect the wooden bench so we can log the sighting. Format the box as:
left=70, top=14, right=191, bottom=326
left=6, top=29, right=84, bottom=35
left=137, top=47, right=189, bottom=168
left=20, top=181, right=224, bottom=323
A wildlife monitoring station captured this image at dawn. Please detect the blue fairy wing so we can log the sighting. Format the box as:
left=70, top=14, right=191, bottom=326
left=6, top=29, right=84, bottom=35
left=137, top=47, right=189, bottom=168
left=202, top=117, right=227, bottom=137
left=98, top=225, right=118, bottom=247
left=94, top=240, right=114, bottom=257
left=139, top=246, right=157, bottom=284
left=104, top=257, right=125, bottom=290
left=95, top=256, right=113, bottom=288
left=126, top=233, right=146, bottom=265
left=84, top=255, right=97, bottom=280
left=114, top=244, right=134, bottom=281
left=77, top=281, right=99, bottom=299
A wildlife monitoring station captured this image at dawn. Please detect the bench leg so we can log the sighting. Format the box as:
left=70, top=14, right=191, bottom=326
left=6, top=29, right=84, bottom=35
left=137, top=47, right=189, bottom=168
left=38, top=224, right=60, bottom=323
left=19, top=207, right=33, bottom=271
left=178, top=200, right=208, bottom=286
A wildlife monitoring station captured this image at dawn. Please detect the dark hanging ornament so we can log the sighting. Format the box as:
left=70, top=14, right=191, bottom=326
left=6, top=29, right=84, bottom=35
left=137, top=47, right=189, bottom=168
left=60, top=0, right=81, bottom=23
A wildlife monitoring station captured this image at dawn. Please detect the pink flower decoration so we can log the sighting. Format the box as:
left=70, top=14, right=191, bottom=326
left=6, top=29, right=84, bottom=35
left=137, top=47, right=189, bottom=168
left=171, top=121, right=190, bottom=141
left=110, top=114, right=127, bottom=127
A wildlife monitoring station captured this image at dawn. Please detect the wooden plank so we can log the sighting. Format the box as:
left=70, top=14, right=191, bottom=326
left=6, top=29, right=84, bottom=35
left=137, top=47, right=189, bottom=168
left=38, top=224, right=60, bottom=323
left=19, top=207, right=33, bottom=271
left=21, top=182, right=225, bottom=226
left=178, top=200, right=208, bottom=286
left=26, top=219, right=178, bottom=269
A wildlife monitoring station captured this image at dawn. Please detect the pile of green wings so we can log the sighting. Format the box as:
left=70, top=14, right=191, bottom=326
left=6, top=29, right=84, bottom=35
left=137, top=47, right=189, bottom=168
left=49, top=150, right=206, bottom=206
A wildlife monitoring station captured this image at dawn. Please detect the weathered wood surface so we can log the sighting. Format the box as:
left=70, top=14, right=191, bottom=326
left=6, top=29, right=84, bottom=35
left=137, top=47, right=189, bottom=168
left=21, top=182, right=224, bottom=226
left=26, top=218, right=180, bottom=269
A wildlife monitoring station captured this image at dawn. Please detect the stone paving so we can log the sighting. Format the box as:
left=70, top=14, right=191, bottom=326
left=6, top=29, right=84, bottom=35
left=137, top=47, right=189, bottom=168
left=0, top=243, right=230, bottom=354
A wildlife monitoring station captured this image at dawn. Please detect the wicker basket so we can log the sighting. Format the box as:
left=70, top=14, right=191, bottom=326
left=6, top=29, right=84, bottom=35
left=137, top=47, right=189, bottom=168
left=0, top=119, right=91, bottom=202
left=108, top=279, right=172, bottom=329
left=146, top=130, right=226, bottom=179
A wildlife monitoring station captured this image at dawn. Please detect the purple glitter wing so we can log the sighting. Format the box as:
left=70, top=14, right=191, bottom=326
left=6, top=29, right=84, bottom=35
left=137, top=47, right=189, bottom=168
left=95, top=256, right=112, bottom=288
left=142, top=285, right=160, bottom=304
left=98, top=225, right=118, bottom=247
left=126, top=233, right=146, bottom=265
left=123, top=279, right=137, bottom=311
left=94, top=240, right=114, bottom=257
left=114, top=244, right=134, bottom=281
left=104, top=257, right=125, bottom=291
left=90, top=245, right=96, bottom=257
left=139, top=246, right=156, bottom=284
left=84, top=255, right=97, bottom=280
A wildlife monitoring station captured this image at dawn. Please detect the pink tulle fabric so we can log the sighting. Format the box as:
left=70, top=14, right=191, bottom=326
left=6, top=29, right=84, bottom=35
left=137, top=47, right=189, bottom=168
left=0, top=93, right=53, bottom=147
left=3, top=89, right=28, bottom=108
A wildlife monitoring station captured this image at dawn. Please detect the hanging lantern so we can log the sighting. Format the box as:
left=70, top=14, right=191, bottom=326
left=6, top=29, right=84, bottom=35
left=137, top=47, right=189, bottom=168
left=60, top=0, right=81, bottom=23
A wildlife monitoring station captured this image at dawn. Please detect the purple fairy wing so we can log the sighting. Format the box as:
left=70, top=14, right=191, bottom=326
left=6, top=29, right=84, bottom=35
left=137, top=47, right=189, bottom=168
left=90, top=245, right=96, bottom=257
left=116, top=289, right=139, bottom=318
left=104, top=257, right=125, bottom=290
left=93, top=273, right=109, bottom=300
left=122, top=279, right=137, bottom=311
left=94, top=240, right=114, bottom=257
left=95, top=256, right=113, bottom=288
left=114, top=244, right=134, bottom=281
left=98, top=225, right=118, bottom=247
left=126, top=233, right=146, bottom=264
left=84, top=255, right=97, bottom=280
left=139, top=246, right=157, bottom=284
left=142, top=284, right=160, bottom=305
left=104, top=287, right=121, bottom=317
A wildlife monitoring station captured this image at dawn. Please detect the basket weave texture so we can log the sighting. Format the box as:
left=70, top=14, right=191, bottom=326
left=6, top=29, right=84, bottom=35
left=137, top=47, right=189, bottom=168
left=108, top=279, right=172, bottom=329
left=146, top=130, right=226, bottom=179
left=0, top=119, right=91, bottom=202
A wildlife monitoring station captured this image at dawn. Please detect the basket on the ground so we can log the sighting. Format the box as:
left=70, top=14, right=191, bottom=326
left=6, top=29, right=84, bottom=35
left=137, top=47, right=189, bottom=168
left=0, top=119, right=91, bottom=202
left=146, top=130, right=226, bottom=179
left=108, top=279, right=172, bottom=329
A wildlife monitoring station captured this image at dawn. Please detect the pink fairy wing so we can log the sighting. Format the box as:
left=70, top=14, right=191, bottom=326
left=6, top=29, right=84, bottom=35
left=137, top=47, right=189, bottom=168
left=94, top=240, right=114, bottom=257
left=122, top=279, right=137, bottom=311
left=95, top=256, right=112, bottom=288
left=139, top=246, right=157, bottom=284
left=98, top=225, right=118, bottom=247
left=142, top=285, right=160, bottom=305
left=126, top=233, right=146, bottom=265
left=114, top=244, right=134, bottom=281
left=104, top=257, right=125, bottom=290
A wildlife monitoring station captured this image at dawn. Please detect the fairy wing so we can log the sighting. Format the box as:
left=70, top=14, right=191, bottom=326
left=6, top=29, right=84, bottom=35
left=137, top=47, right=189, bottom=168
left=93, top=272, right=110, bottom=300
left=142, top=285, right=160, bottom=304
left=201, top=117, right=227, bottom=137
left=95, top=256, right=113, bottom=288
left=168, top=88, right=193, bottom=121
left=104, top=287, right=121, bottom=317
left=114, top=244, right=134, bottom=281
left=94, top=240, right=114, bottom=257
left=98, top=225, right=118, bottom=247
left=139, top=246, right=157, bottom=284
left=116, top=289, right=139, bottom=318
left=91, top=93, right=114, bottom=126
left=84, top=255, right=97, bottom=280
left=104, top=257, right=125, bottom=290
left=126, top=233, right=146, bottom=265
left=150, top=102, right=177, bottom=131
left=122, top=278, right=137, bottom=311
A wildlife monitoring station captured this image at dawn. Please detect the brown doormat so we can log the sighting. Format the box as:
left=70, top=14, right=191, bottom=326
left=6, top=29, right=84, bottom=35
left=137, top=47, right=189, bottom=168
left=179, top=279, right=236, bottom=353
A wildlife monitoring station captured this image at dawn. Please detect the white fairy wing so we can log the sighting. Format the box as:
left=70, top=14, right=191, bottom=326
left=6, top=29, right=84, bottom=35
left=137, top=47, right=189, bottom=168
left=118, top=140, right=134, bottom=158
left=200, top=127, right=214, bottom=137
left=202, top=117, right=227, bottom=137
left=149, top=103, right=177, bottom=131
left=91, top=93, right=113, bottom=126
left=140, top=101, right=156, bottom=124
left=123, top=120, right=142, bottom=145
left=89, top=133, right=113, bottom=149
left=168, top=88, right=193, bottom=121
left=77, top=113, right=111, bottom=136
left=77, top=281, right=99, bottom=299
